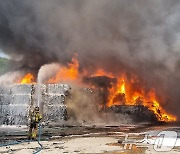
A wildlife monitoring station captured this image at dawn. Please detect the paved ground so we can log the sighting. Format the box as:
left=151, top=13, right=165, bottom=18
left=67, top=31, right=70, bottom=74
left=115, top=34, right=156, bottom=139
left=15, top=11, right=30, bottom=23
left=0, top=123, right=180, bottom=153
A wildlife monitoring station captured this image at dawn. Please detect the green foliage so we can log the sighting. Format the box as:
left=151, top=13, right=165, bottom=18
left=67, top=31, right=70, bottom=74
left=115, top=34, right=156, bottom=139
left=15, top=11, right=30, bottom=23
left=0, top=57, right=10, bottom=74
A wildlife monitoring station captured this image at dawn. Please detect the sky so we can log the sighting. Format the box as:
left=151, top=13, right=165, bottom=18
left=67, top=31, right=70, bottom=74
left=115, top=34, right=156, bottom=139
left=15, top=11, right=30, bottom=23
left=0, top=49, right=9, bottom=58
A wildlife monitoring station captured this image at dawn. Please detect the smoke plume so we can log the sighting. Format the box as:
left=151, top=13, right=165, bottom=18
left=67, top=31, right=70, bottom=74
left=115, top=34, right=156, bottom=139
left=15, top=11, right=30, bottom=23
left=0, top=0, right=180, bottom=118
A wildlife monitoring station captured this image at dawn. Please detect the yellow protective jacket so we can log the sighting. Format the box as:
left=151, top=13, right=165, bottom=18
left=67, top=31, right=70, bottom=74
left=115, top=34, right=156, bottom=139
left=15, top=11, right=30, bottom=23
left=31, top=112, right=42, bottom=123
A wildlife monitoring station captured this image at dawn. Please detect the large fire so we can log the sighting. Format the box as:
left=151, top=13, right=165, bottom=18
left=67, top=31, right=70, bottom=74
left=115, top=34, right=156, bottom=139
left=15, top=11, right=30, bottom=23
left=109, top=76, right=176, bottom=122
left=47, top=57, right=79, bottom=84
left=18, top=73, right=35, bottom=84
left=17, top=57, right=176, bottom=122
left=92, top=70, right=176, bottom=122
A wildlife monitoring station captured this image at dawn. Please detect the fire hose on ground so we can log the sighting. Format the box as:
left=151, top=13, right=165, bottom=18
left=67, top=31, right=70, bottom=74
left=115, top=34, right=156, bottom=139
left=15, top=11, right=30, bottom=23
left=0, top=123, right=45, bottom=154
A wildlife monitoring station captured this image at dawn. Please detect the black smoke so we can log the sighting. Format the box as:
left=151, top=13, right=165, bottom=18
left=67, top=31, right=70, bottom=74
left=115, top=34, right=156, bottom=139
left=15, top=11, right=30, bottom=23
left=83, top=76, right=117, bottom=105
left=1, top=0, right=180, bottom=119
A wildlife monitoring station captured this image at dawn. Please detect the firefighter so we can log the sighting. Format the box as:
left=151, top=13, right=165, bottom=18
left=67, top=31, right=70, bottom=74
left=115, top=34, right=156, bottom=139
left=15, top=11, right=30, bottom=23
left=28, top=106, right=42, bottom=140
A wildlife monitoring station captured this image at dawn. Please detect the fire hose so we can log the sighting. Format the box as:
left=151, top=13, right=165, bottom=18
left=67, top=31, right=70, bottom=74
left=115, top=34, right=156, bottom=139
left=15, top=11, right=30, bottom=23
left=33, top=123, right=43, bottom=154
left=0, top=123, right=44, bottom=154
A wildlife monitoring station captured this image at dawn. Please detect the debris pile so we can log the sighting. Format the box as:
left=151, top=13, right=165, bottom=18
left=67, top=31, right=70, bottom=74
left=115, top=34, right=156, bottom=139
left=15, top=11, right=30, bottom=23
left=110, top=105, right=158, bottom=122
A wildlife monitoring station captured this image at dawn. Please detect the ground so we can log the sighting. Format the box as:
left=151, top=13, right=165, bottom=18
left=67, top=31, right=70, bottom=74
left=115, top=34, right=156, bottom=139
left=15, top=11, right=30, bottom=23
left=0, top=123, right=180, bottom=154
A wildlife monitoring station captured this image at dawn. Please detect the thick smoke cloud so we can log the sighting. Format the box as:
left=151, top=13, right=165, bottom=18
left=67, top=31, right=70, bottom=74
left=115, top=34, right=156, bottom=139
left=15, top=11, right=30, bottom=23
left=0, top=0, right=180, bottom=118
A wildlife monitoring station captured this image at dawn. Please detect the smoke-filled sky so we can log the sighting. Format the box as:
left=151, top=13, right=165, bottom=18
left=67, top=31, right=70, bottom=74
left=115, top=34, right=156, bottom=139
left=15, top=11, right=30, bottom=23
left=1, top=0, right=180, bottom=118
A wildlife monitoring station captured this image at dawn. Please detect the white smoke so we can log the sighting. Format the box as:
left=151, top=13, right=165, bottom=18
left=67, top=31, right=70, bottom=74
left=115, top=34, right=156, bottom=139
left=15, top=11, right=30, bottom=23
left=37, top=63, right=61, bottom=84
left=0, top=71, right=25, bottom=85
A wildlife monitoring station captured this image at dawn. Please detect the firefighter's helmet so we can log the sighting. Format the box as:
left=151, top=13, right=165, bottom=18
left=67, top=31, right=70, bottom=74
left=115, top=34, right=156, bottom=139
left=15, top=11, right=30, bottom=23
left=34, top=106, right=40, bottom=112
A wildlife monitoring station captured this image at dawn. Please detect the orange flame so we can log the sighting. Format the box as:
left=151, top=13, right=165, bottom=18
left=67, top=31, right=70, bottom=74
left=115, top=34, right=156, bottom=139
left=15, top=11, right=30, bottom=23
left=90, top=68, right=176, bottom=122
left=19, top=73, right=35, bottom=84
left=92, top=68, right=114, bottom=78
left=15, top=57, right=177, bottom=122
left=48, top=57, right=79, bottom=84
left=106, top=74, right=176, bottom=122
